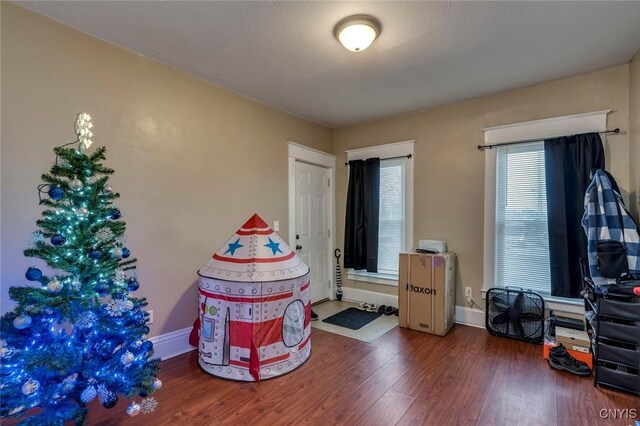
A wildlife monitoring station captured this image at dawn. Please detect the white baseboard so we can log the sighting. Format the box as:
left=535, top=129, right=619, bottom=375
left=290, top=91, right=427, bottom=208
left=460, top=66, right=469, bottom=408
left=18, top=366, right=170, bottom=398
left=150, top=326, right=196, bottom=361
left=455, top=305, right=485, bottom=328
left=341, top=287, right=486, bottom=329
left=340, top=287, right=399, bottom=307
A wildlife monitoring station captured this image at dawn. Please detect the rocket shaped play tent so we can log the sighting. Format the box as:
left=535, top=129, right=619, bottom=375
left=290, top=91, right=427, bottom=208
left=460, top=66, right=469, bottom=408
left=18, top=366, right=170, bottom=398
left=195, top=214, right=311, bottom=381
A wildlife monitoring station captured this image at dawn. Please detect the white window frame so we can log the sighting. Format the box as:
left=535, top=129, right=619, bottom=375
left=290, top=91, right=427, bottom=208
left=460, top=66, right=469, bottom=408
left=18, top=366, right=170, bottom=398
left=483, top=110, right=610, bottom=313
left=345, top=140, right=414, bottom=286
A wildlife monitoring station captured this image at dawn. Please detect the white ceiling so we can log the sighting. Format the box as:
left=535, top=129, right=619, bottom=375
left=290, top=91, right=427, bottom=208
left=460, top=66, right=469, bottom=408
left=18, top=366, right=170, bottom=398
left=15, top=1, right=640, bottom=127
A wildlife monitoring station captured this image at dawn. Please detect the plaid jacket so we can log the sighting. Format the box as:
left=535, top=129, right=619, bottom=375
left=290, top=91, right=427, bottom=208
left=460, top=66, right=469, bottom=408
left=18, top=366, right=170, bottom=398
left=582, top=170, right=640, bottom=287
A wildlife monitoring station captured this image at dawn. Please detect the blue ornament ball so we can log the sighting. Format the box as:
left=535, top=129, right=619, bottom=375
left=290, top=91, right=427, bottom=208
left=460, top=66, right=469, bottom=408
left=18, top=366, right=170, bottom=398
left=95, top=338, right=118, bottom=359
left=112, top=289, right=127, bottom=300
left=139, top=391, right=148, bottom=398
left=51, top=234, right=66, bottom=246
left=141, top=340, right=153, bottom=353
left=142, top=326, right=151, bottom=335
left=121, top=247, right=131, bottom=259
left=48, top=186, right=65, bottom=201
left=127, top=278, right=139, bottom=292
left=96, top=280, right=112, bottom=296
left=88, top=249, right=102, bottom=259
left=25, top=267, right=42, bottom=281
left=99, top=389, right=118, bottom=409
left=110, top=209, right=121, bottom=220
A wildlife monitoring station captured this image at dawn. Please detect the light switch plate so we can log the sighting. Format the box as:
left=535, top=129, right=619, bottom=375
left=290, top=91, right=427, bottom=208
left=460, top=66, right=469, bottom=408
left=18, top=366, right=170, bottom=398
left=273, top=221, right=279, bottom=231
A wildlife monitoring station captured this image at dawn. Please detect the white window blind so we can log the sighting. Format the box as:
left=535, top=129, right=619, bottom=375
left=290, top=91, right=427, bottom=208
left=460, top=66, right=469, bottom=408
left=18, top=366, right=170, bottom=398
left=495, top=142, right=551, bottom=294
left=378, top=158, right=405, bottom=275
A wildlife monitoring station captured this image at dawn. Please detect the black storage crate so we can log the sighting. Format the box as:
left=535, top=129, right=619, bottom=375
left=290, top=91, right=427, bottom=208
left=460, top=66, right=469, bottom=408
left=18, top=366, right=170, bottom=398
left=597, top=339, right=640, bottom=370
left=598, top=298, right=640, bottom=322
left=583, top=279, right=640, bottom=396
left=596, top=363, right=640, bottom=395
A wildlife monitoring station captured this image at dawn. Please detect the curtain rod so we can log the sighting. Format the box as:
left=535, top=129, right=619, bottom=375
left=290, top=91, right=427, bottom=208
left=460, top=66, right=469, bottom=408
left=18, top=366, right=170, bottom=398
left=344, top=154, right=412, bottom=166
left=477, top=128, right=620, bottom=151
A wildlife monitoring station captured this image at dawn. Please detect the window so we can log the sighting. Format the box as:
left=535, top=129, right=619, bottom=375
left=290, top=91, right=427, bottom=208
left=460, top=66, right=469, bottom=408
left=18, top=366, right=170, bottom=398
left=378, top=159, right=406, bottom=275
left=483, top=110, right=610, bottom=309
left=201, top=316, right=215, bottom=342
left=346, top=141, right=414, bottom=286
left=282, top=300, right=305, bottom=347
left=494, top=142, right=551, bottom=294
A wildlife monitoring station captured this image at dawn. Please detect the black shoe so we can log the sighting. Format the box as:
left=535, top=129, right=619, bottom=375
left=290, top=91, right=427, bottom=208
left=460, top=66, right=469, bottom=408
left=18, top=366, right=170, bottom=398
left=548, top=345, right=591, bottom=376
left=311, top=310, right=319, bottom=321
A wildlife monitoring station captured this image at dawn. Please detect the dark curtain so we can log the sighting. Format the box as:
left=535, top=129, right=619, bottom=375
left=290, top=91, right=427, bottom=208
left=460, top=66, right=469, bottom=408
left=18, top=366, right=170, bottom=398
left=544, top=133, right=605, bottom=298
left=344, top=158, right=380, bottom=272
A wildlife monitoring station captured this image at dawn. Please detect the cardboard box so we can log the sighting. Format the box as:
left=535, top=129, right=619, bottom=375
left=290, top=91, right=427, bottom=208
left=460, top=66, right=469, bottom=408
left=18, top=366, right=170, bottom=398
left=553, top=311, right=586, bottom=323
left=398, top=252, right=455, bottom=336
left=555, top=326, right=591, bottom=353
left=552, top=311, right=586, bottom=331
left=543, top=338, right=593, bottom=368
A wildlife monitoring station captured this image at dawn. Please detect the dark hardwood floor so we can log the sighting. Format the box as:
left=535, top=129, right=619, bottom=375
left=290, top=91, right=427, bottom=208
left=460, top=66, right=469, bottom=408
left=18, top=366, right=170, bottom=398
left=20, top=325, right=640, bottom=425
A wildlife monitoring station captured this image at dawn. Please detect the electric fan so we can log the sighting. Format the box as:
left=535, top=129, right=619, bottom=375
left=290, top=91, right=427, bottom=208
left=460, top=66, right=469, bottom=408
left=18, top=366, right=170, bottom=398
left=485, top=287, right=545, bottom=344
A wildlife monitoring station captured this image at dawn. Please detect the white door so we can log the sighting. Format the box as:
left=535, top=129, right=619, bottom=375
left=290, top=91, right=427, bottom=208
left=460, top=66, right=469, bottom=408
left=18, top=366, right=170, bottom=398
left=295, top=161, right=330, bottom=303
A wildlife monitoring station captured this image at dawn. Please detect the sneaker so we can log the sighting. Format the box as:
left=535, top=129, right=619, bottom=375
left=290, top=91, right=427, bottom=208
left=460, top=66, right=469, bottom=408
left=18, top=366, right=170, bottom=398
left=358, top=302, right=369, bottom=311
left=367, top=304, right=379, bottom=312
left=311, top=310, right=319, bottom=321
left=548, top=345, right=591, bottom=376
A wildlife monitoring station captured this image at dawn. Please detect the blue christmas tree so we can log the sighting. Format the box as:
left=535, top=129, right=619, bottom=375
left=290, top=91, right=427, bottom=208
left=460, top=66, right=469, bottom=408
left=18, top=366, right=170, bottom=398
left=1, top=114, right=161, bottom=424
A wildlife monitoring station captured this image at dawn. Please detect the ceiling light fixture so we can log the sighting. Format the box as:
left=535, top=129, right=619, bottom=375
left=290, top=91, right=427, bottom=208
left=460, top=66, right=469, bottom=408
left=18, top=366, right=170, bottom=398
left=334, top=15, right=381, bottom=53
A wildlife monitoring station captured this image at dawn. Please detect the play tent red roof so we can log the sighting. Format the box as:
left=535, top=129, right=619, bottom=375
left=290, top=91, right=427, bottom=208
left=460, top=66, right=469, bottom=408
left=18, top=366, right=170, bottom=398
left=198, top=214, right=309, bottom=282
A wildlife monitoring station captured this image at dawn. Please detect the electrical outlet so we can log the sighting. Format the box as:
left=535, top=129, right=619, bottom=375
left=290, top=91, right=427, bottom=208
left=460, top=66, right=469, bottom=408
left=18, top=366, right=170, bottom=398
left=465, top=287, right=473, bottom=299
left=273, top=221, right=279, bottom=231
left=147, top=309, right=154, bottom=324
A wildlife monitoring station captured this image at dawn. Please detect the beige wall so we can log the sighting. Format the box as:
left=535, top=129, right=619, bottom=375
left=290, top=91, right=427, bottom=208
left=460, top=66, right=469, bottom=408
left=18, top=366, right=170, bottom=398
left=2, top=2, right=636, bottom=335
left=630, top=49, right=640, bottom=219
left=334, top=65, right=630, bottom=306
left=0, top=4, right=333, bottom=336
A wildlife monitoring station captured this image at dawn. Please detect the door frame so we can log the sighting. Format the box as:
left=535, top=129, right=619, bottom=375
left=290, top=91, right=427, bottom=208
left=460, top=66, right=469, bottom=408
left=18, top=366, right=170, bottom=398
left=287, top=142, right=336, bottom=302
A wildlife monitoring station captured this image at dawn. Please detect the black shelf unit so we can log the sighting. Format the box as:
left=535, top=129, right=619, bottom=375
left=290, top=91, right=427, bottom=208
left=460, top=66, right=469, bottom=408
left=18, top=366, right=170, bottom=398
left=583, top=280, right=640, bottom=396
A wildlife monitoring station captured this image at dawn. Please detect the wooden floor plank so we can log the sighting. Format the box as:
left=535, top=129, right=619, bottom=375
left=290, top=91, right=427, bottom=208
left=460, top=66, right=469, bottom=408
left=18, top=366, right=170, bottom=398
left=476, top=390, right=522, bottom=426
left=6, top=324, right=638, bottom=425
left=354, top=390, right=415, bottom=426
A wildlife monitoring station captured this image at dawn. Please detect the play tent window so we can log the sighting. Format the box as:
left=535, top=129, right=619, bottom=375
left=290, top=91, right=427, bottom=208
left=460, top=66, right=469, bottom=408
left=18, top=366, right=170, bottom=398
left=282, top=300, right=305, bottom=347
left=201, top=317, right=215, bottom=342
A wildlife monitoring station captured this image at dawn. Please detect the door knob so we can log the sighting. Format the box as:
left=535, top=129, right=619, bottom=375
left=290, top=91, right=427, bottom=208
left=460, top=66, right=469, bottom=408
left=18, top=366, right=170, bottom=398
left=296, top=244, right=303, bottom=250
left=296, top=234, right=300, bottom=240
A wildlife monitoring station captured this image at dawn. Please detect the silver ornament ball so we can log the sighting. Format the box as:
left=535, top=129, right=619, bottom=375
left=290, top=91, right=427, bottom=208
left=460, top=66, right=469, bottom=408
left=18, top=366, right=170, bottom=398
left=69, top=178, right=83, bottom=190
left=21, top=379, right=40, bottom=395
left=80, top=386, right=97, bottom=403
left=13, top=314, right=32, bottom=330
left=126, top=402, right=141, bottom=417
left=0, top=346, right=14, bottom=359
left=121, top=351, right=134, bottom=365
left=47, top=279, right=63, bottom=292
left=152, top=378, right=163, bottom=390
left=71, top=278, right=81, bottom=291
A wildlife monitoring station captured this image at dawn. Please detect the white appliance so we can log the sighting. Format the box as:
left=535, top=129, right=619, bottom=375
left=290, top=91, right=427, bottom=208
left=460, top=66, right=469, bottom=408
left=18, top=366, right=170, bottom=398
left=418, top=240, right=447, bottom=253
